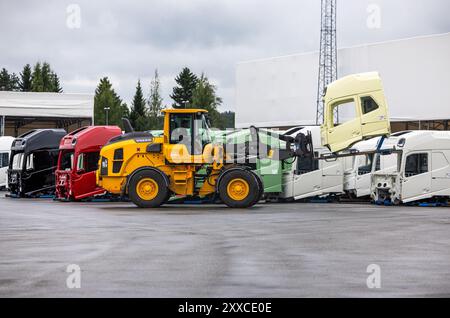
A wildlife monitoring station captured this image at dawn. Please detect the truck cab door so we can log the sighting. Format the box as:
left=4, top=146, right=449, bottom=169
left=360, top=94, right=390, bottom=138
left=322, top=97, right=362, bottom=153
left=292, top=152, right=321, bottom=199
left=431, top=151, right=450, bottom=195
left=401, top=152, right=432, bottom=201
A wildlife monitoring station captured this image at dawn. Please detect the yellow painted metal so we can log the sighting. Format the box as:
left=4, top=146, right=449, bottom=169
left=320, top=72, right=391, bottom=153
left=226, top=178, right=250, bottom=201
left=136, top=178, right=159, bottom=200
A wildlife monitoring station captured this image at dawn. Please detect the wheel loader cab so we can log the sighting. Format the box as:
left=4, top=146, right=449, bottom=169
left=321, top=72, right=391, bottom=153
left=164, top=109, right=214, bottom=163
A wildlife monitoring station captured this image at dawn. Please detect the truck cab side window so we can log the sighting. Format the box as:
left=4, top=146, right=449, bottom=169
left=405, top=153, right=428, bottom=177
left=361, top=96, right=379, bottom=114
left=358, top=154, right=374, bottom=175
left=296, top=151, right=319, bottom=175
left=332, top=99, right=357, bottom=126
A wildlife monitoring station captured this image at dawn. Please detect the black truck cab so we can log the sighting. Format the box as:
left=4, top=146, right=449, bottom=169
left=7, top=129, right=66, bottom=197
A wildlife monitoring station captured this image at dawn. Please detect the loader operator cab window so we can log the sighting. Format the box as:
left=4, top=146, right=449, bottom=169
left=170, top=113, right=211, bottom=155
left=196, top=113, right=212, bottom=153
left=170, top=114, right=192, bottom=144
left=405, top=153, right=428, bottom=177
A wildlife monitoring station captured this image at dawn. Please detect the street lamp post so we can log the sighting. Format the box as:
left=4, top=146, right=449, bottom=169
left=104, top=106, right=111, bottom=125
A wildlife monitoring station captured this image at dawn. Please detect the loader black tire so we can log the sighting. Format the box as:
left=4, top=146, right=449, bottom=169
left=128, top=170, right=169, bottom=208
left=218, top=170, right=262, bottom=208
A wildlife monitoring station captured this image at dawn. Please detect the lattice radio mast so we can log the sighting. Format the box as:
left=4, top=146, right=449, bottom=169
left=316, top=0, right=338, bottom=125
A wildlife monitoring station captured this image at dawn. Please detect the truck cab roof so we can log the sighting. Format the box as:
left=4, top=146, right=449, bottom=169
left=11, top=129, right=67, bottom=153
left=59, top=126, right=122, bottom=151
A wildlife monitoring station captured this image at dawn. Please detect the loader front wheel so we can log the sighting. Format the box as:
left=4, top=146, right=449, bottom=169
left=129, top=170, right=168, bottom=208
left=219, top=170, right=262, bottom=208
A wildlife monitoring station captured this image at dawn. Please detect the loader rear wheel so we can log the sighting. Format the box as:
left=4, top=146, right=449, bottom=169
left=129, top=170, right=168, bottom=208
left=219, top=170, right=262, bottom=208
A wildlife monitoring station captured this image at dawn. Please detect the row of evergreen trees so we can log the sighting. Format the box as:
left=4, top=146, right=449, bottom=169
left=94, top=67, right=235, bottom=130
left=0, top=62, right=62, bottom=92
left=1, top=63, right=234, bottom=130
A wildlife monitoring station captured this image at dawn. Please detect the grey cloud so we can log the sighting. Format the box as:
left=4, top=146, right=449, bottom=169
left=1, top=0, right=449, bottom=111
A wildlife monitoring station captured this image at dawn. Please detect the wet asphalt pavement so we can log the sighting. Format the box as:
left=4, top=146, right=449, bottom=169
left=0, top=192, right=449, bottom=297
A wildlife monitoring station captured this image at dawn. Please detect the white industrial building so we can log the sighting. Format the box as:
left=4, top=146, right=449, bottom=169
left=0, top=91, right=93, bottom=136
left=236, top=32, right=450, bottom=131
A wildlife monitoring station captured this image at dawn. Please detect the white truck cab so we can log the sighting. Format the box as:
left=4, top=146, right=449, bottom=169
left=0, top=136, right=15, bottom=190
left=371, top=131, right=450, bottom=204
left=343, top=137, right=380, bottom=198
left=280, top=126, right=344, bottom=201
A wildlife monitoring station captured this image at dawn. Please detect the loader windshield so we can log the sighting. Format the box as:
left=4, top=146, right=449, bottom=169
left=169, top=112, right=212, bottom=155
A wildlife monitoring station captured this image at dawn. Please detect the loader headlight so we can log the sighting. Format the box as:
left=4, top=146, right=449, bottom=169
left=100, top=157, right=108, bottom=176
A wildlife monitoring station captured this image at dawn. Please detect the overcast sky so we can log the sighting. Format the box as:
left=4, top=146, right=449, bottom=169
left=1, top=0, right=449, bottom=111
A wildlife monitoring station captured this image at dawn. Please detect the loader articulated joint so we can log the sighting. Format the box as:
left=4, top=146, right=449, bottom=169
left=125, top=167, right=170, bottom=195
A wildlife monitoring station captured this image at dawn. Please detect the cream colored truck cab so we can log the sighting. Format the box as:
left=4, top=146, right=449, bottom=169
left=371, top=131, right=450, bottom=204
left=321, top=72, right=391, bottom=153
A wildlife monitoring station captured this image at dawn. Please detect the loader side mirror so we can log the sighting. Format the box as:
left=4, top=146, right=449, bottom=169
left=122, top=118, right=134, bottom=133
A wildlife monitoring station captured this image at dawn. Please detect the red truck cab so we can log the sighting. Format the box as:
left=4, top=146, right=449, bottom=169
left=55, top=126, right=122, bottom=200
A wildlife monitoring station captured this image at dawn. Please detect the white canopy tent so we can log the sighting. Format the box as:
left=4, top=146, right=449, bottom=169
left=0, top=91, right=94, bottom=136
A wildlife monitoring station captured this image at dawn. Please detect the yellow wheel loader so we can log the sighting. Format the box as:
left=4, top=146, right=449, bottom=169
left=96, top=109, right=267, bottom=208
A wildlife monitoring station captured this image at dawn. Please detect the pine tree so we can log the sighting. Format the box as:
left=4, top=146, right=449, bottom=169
left=170, top=67, right=198, bottom=108
left=0, top=68, right=19, bottom=91
left=19, top=64, right=32, bottom=92
left=191, top=74, right=223, bottom=128
left=50, top=72, right=63, bottom=93
left=9, top=73, right=20, bottom=90
left=41, top=62, right=52, bottom=92
left=31, top=62, right=44, bottom=92
left=129, top=80, right=148, bottom=130
left=94, top=77, right=130, bottom=128
left=0, top=68, right=9, bottom=90
left=147, top=70, right=165, bottom=130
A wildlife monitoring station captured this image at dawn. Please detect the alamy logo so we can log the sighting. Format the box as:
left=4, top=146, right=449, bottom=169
left=66, top=4, right=81, bottom=29
left=366, top=264, right=381, bottom=289
left=366, top=4, right=381, bottom=29
left=66, top=264, right=81, bottom=289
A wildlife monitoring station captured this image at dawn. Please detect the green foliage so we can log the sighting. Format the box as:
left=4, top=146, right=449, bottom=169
left=94, top=77, right=130, bottom=128
left=0, top=68, right=19, bottom=91
left=129, top=80, right=149, bottom=131
left=191, top=73, right=224, bottom=128
left=219, top=111, right=235, bottom=129
left=31, top=62, right=62, bottom=92
left=19, top=64, right=32, bottom=92
left=170, top=67, right=198, bottom=108
left=148, top=70, right=164, bottom=118
left=147, top=70, right=164, bottom=130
